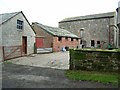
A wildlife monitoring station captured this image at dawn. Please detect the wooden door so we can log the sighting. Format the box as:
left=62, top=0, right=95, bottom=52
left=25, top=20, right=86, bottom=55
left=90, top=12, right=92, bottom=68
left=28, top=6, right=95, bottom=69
left=22, top=36, right=27, bottom=54
left=36, top=37, right=43, bottom=48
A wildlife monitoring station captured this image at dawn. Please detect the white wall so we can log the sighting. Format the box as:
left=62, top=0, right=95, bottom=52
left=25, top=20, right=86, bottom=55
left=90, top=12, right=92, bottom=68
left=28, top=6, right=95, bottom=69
left=0, top=15, right=3, bottom=61
left=2, top=12, right=35, bottom=55
left=16, top=13, right=36, bottom=54
left=0, top=30, right=3, bottom=61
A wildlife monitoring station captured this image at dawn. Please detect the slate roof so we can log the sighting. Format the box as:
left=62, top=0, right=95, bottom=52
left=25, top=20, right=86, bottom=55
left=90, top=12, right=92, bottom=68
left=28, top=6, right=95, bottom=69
left=0, top=11, right=21, bottom=25
left=0, top=11, right=36, bottom=34
left=33, top=22, right=79, bottom=38
left=59, top=12, right=115, bottom=23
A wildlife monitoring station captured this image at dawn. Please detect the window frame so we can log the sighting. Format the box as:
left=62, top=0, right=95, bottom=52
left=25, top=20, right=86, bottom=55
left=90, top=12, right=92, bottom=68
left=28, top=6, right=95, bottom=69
left=17, top=19, right=23, bottom=30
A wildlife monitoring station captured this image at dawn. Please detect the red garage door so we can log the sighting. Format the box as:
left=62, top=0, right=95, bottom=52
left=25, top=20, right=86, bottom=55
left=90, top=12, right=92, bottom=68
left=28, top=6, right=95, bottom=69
left=36, top=38, right=43, bottom=48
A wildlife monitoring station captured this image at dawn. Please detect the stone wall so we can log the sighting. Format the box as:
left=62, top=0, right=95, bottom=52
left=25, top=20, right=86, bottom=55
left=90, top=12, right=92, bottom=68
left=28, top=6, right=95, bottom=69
left=117, top=6, right=120, bottom=48
left=69, top=49, right=120, bottom=72
left=0, top=22, right=3, bottom=61
left=59, top=14, right=115, bottom=48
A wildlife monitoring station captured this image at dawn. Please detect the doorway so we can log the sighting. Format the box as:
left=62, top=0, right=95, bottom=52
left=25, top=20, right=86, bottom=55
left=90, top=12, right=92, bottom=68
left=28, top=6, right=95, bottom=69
left=22, top=36, right=27, bottom=54
left=91, top=40, right=95, bottom=47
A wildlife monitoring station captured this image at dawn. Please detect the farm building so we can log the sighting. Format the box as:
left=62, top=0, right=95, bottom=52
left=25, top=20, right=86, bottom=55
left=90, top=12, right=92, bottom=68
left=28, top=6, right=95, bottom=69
left=59, top=12, right=116, bottom=49
left=0, top=11, right=35, bottom=61
left=116, top=1, right=120, bottom=48
left=32, top=22, right=80, bottom=52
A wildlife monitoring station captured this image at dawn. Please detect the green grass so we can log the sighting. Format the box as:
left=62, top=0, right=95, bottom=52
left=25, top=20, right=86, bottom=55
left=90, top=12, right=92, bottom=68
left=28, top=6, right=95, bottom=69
left=3, top=60, right=13, bottom=64
left=65, top=70, right=118, bottom=85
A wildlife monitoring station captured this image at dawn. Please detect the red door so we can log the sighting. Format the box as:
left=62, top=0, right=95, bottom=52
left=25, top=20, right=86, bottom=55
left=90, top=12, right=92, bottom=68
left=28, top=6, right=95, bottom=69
left=36, top=38, right=43, bottom=48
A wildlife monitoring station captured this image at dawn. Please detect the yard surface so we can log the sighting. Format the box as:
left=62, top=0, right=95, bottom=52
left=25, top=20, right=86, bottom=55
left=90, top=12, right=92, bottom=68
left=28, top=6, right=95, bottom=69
left=10, top=51, right=69, bottom=70
left=2, top=51, right=119, bottom=88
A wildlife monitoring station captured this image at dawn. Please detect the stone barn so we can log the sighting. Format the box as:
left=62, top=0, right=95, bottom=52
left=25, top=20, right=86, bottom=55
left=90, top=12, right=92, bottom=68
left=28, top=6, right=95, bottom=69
left=59, top=12, right=116, bottom=49
left=0, top=11, right=35, bottom=61
left=32, top=22, right=80, bottom=52
left=116, top=1, right=120, bottom=48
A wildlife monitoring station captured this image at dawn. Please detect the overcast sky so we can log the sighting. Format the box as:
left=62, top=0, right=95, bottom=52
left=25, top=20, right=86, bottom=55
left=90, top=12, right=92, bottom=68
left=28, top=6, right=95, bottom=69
left=0, top=0, right=120, bottom=27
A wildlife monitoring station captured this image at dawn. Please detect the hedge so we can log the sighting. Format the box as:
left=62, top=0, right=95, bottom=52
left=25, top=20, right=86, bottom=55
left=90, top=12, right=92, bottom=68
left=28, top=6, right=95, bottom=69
left=69, top=48, right=120, bottom=72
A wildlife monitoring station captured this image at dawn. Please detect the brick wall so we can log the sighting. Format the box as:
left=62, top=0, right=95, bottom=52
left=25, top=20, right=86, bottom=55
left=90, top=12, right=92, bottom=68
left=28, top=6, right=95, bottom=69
left=32, top=24, right=53, bottom=48
left=53, top=37, right=80, bottom=51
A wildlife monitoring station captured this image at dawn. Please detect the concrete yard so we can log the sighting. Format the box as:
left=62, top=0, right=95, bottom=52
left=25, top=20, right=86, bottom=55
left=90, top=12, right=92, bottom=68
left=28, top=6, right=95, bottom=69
left=10, top=51, right=69, bottom=70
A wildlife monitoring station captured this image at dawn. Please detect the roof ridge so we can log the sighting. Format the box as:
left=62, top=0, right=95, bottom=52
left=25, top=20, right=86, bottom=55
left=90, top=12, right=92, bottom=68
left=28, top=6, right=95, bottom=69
left=0, top=11, right=22, bottom=25
left=0, top=11, right=22, bottom=15
left=59, top=11, right=115, bottom=22
left=33, top=22, right=79, bottom=38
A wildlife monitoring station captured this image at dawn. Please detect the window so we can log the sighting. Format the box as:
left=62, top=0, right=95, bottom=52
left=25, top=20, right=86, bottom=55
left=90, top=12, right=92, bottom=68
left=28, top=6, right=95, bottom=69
left=91, top=40, right=95, bottom=47
left=97, top=41, right=100, bottom=48
left=17, top=20, right=23, bottom=30
left=65, top=37, right=68, bottom=41
left=71, top=38, right=74, bottom=41
left=80, top=29, right=84, bottom=38
left=58, top=37, right=62, bottom=41
left=97, top=41, right=100, bottom=44
left=76, top=38, right=79, bottom=41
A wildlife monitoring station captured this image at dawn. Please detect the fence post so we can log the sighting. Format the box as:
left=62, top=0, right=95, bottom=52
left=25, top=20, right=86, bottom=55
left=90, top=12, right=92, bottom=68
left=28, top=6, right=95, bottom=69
left=69, top=49, right=75, bottom=70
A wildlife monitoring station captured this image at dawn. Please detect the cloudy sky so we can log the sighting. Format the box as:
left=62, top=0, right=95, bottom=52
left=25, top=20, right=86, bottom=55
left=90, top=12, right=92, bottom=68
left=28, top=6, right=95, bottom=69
left=0, top=0, right=120, bottom=27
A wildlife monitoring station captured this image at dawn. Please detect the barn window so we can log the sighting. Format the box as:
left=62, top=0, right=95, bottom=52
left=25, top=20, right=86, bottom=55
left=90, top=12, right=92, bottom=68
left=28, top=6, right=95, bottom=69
left=76, top=38, right=79, bottom=41
left=97, top=41, right=100, bottom=44
left=17, top=19, right=23, bottom=30
left=58, top=37, right=62, bottom=41
left=65, top=37, right=68, bottom=41
left=71, top=38, right=74, bottom=41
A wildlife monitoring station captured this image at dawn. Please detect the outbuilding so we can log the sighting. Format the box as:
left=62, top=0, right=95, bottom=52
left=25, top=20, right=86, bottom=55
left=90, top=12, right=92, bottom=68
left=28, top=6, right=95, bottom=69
left=0, top=11, right=35, bottom=61
left=32, top=22, right=80, bottom=52
left=59, top=12, right=116, bottom=49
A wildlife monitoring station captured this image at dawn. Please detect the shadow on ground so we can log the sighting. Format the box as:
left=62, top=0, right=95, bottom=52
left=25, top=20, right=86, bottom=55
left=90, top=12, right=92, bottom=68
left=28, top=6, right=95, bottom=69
left=2, top=63, right=118, bottom=88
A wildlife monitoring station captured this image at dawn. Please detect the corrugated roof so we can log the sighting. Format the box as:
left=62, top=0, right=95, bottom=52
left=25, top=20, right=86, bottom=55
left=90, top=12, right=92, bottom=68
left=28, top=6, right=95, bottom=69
left=0, top=11, right=21, bottom=25
left=59, top=12, right=115, bottom=23
left=33, top=22, right=79, bottom=38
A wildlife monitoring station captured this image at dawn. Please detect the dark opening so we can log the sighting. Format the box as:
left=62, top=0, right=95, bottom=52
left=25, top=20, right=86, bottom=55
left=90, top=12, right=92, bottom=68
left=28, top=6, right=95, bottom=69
left=65, top=46, right=69, bottom=51
left=76, top=38, right=79, bottom=41
left=58, top=37, right=62, bottom=41
left=80, top=40, right=82, bottom=44
left=97, top=41, right=100, bottom=44
left=71, top=38, right=74, bottom=41
left=65, top=37, right=68, bottom=41
left=91, top=40, right=95, bottom=47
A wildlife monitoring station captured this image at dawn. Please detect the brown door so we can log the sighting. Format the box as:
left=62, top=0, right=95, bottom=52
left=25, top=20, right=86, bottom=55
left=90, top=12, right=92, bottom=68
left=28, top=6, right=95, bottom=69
left=22, top=36, right=27, bottom=54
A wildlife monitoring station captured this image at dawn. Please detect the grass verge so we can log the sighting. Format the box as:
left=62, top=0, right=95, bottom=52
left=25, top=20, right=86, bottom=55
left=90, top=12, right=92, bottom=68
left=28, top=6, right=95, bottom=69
left=3, top=60, right=13, bottom=64
left=65, top=70, right=118, bottom=86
